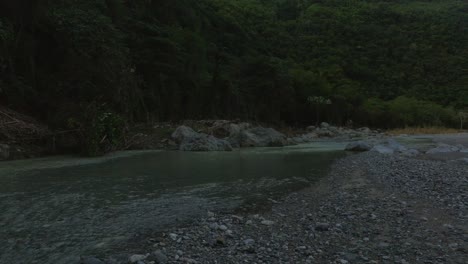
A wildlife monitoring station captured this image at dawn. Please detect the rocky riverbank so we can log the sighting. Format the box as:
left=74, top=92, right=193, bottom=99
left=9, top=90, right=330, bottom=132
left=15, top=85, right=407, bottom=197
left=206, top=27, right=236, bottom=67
left=0, top=118, right=383, bottom=161
left=162, top=120, right=384, bottom=152
left=87, top=141, right=467, bottom=264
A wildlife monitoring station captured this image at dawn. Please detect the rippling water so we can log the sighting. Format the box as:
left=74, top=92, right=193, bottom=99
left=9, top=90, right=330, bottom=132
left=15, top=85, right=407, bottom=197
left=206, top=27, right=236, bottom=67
left=0, top=142, right=346, bottom=264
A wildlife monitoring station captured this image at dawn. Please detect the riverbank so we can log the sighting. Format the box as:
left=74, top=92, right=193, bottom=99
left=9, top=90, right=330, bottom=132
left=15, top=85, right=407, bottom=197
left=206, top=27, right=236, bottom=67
left=0, top=119, right=384, bottom=161
left=95, top=149, right=467, bottom=264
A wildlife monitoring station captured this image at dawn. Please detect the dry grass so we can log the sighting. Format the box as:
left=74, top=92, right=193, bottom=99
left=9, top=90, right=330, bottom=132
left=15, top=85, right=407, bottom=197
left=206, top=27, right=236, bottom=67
left=388, top=127, right=460, bottom=135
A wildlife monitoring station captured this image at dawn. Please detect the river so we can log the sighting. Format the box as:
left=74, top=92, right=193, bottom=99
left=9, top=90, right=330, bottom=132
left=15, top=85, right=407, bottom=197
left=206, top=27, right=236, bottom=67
left=0, top=142, right=347, bottom=264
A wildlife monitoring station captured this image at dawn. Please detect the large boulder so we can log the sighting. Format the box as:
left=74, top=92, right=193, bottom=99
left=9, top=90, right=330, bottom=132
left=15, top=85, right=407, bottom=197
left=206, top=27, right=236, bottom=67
left=345, top=141, right=373, bottom=152
left=171, top=126, right=199, bottom=144
left=320, top=122, right=330, bottom=129
left=179, top=135, right=232, bottom=151
left=371, top=145, right=395, bottom=155
left=171, top=126, right=232, bottom=151
left=370, top=139, right=407, bottom=155
left=315, top=128, right=335, bottom=138
left=426, top=143, right=460, bottom=154
left=235, top=127, right=287, bottom=147
left=0, top=144, right=10, bottom=160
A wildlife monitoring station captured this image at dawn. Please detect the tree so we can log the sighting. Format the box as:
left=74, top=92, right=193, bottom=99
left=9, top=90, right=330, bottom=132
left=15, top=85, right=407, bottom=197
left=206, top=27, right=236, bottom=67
left=307, top=96, right=332, bottom=126
left=459, top=111, right=468, bottom=130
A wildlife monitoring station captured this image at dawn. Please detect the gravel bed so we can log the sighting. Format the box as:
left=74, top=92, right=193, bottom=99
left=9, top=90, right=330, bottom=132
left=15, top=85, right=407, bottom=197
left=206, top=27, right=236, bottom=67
left=94, top=152, right=467, bottom=264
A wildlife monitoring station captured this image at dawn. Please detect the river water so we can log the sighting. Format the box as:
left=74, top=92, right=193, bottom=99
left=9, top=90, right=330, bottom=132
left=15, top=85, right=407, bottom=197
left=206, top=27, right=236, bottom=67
left=0, top=142, right=346, bottom=264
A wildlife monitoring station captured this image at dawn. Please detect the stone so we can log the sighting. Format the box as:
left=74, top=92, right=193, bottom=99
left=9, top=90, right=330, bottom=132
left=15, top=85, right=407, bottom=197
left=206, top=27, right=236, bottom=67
left=315, top=223, right=330, bottom=231
left=371, top=145, right=395, bottom=155
left=345, top=141, right=373, bottom=152
left=169, top=233, right=178, bottom=241
left=149, top=250, right=168, bottom=264
left=316, top=129, right=335, bottom=138
left=172, top=126, right=233, bottom=151
left=261, top=220, right=275, bottom=226
left=235, top=127, right=287, bottom=147
left=171, top=126, right=199, bottom=144
left=244, top=238, right=255, bottom=246
left=320, top=122, right=330, bottom=128
left=128, top=254, right=147, bottom=263
left=358, top=127, right=371, bottom=133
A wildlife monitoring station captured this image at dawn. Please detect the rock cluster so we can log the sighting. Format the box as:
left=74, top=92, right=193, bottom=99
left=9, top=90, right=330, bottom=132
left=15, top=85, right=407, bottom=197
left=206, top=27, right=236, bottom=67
left=171, top=122, right=288, bottom=151
left=171, top=126, right=233, bottom=151
left=289, top=123, right=383, bottom=145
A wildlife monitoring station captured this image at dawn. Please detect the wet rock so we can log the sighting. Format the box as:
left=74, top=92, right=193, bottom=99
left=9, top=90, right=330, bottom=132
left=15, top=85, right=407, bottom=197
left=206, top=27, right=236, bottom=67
left=345, top=141, right=373, bottom=152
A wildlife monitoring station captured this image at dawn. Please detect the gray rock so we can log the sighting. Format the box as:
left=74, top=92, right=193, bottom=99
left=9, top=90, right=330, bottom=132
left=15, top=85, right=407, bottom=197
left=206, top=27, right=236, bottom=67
left=371, top=145, right=394, bottom=154
left=426, top=143, right=460, bottom=154
left=244, top=238, right=255, bottom=246
left=320, top=122, right=330, bottom=128
left=235, top=127, right=287, bottom=147
left=261, top=220, right=275, bottom=226
left=169, top=233, right=178, bottom=241
left=179, top=135, right=232, bottom=152
left=345, top=141, right=373, bottom=152
left=149, top=250, right=168, bottom=264
left=128, top=254, right=147, bottom=263
left=358, top=127, right=371, bottom=134
left=171, top=126, right=199, bottom=144
left=316, top=129, right=335, bottom=138
left=172, top=126, right=233, bottom=151
left=306, top=126, right=316, bottom=131
left=0, top=144, right=10, bottom=160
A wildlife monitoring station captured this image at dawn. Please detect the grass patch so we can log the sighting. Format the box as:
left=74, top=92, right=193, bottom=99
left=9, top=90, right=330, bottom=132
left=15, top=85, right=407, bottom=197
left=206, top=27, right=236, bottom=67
left=388, top=127, right=460, bottom=135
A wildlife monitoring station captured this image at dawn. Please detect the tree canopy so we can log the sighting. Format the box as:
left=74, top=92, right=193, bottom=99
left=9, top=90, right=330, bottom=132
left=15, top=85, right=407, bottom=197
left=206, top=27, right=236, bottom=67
left=0, top=0, right=467, bottom=129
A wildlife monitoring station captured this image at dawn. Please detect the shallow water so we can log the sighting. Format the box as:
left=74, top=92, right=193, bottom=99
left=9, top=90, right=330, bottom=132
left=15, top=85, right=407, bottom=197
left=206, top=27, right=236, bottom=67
left=0, top=142, right=346, bottom=264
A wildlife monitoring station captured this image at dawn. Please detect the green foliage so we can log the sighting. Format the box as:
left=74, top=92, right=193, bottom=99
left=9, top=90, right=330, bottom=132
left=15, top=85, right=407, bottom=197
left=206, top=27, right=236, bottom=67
left=68, top=103, right=124, bottom=156
left=0, top=0, right=467, bottom=146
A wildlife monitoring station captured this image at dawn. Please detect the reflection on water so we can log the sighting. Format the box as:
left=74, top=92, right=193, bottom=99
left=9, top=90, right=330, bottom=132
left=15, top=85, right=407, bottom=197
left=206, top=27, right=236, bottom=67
left=0, top=142, right=346, bottom=264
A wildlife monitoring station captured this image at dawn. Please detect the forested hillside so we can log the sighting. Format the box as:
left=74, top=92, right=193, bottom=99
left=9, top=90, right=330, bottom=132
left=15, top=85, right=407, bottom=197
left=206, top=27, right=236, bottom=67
left=0, top=0, right=467, bottom=130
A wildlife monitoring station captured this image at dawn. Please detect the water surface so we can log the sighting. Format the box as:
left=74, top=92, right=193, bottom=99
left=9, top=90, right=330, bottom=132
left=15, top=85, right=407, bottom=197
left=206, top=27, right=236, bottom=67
left=0, top=142, right=346, bottom=264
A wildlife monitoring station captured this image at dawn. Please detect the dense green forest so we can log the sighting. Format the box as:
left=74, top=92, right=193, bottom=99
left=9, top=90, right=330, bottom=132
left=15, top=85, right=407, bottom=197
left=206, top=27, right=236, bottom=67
left=0, top=0, right=467, bottom=130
